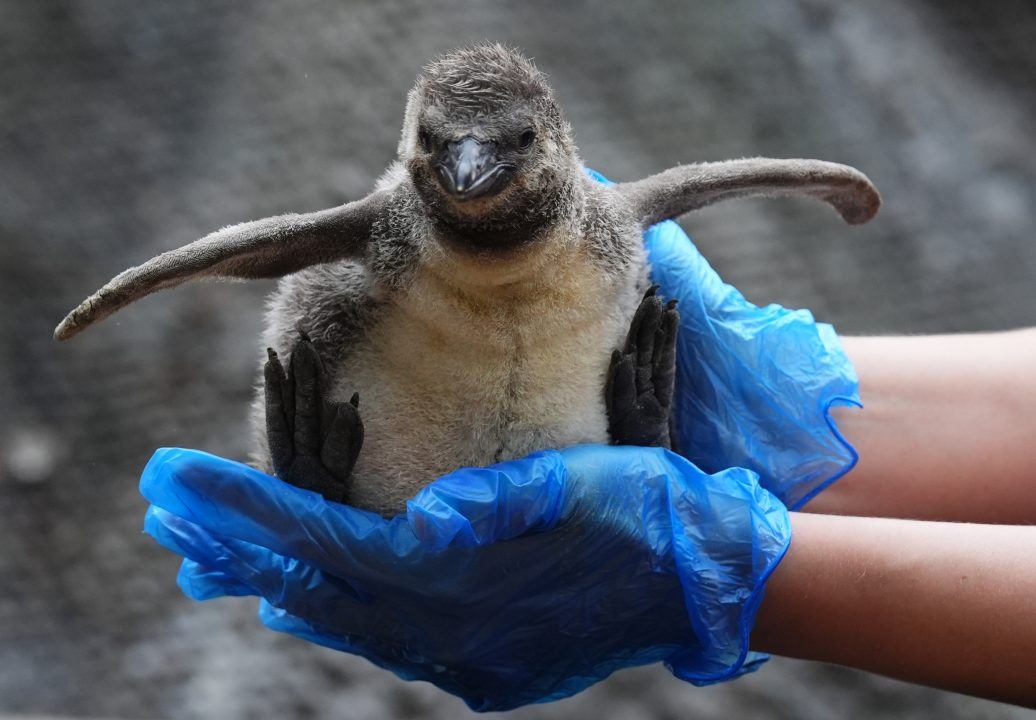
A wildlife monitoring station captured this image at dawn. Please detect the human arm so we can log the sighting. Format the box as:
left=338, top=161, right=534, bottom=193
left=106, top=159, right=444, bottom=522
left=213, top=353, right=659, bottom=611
left=753, top=512, right=1036, bottom=707
left=810, top=330, right=1036, bottom=522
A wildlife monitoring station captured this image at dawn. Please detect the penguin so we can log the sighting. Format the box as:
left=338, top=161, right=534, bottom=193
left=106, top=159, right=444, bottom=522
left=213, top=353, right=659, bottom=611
left=54, top=44, right=880, bottom=516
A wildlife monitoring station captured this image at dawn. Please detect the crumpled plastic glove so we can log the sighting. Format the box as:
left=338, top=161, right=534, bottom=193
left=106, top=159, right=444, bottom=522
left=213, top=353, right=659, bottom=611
left=141, top=445, right=791, bottom=712
left=587, top=168, right=860, bottom=509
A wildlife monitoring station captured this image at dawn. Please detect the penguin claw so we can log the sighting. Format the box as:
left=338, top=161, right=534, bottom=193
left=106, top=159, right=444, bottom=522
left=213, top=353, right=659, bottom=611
left=264, top=335, right=364, bottom=503
left=605, top=288, right=679, bottom=449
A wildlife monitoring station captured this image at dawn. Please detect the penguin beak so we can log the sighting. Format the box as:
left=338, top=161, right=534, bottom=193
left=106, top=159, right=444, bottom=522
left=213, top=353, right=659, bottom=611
left=434, top=137, right=511, bottom=200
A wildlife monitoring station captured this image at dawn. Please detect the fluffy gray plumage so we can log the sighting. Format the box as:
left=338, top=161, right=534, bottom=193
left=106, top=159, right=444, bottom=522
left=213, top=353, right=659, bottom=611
left=55, top=43, right=880, bottom=516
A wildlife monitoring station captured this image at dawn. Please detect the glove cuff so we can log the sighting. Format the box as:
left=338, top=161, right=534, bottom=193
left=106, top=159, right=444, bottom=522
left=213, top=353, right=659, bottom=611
left=658, top=454, right=793, bottom=684
left=647, top=223, right=860, bottom=509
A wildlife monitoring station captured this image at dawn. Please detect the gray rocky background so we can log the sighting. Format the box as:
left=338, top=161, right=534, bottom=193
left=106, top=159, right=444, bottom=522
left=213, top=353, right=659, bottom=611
left=1, top=1, right=1034, bottom=718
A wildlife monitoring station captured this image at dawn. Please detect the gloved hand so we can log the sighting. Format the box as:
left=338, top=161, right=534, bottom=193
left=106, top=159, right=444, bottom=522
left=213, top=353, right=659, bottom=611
left=142, top=445, right=791, bottom=712
left=586, top=168, right=860, bottom=509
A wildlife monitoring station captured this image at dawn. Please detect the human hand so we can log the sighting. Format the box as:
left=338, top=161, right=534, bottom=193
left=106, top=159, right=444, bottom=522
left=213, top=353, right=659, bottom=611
left=586, top=168, right=861, bottom=509
left=141, top=445, right=790, bottom=712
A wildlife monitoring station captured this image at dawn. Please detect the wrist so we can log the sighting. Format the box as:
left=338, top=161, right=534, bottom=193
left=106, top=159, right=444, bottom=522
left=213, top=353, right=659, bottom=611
left=752, top=512, right=1036, bottom=707
left=807, top=333, right=1036, bottom=522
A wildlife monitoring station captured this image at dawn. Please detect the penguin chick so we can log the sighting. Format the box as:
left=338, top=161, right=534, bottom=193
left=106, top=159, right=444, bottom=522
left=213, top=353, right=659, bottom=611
left=54, top=43, right=880, bottom=517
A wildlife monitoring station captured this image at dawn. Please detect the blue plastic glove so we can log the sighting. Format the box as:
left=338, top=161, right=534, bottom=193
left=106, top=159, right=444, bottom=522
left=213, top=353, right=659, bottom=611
left=586, top=168, right=860, bottom=509
left=142, top=445, right=791, bottom=712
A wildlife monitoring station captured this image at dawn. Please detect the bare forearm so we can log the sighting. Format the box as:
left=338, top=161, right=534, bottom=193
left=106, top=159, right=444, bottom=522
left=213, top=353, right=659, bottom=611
left=753, top=513, right=1036, bottom=707
left=809, top=330, right=1036, bottom=522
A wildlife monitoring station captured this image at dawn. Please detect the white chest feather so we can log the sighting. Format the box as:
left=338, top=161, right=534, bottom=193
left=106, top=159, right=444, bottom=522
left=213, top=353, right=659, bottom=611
left=334, top=249, right=638, bottom=514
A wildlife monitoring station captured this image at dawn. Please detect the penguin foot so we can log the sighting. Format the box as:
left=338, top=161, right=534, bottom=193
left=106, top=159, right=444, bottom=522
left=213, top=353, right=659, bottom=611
left=264, top=335, right=364, bottom=503
left=605, top=285, right=679, bottom=449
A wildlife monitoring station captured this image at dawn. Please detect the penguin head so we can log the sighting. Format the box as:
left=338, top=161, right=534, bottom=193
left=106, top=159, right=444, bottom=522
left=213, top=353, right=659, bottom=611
left=401, top=44, right=578, bottom=251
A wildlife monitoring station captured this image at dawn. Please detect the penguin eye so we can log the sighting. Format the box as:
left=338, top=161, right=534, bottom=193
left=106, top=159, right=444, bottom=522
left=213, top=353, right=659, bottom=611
left=518, top=129, right=536, bottom=149
left=418, top=130, right=432, bottom=153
